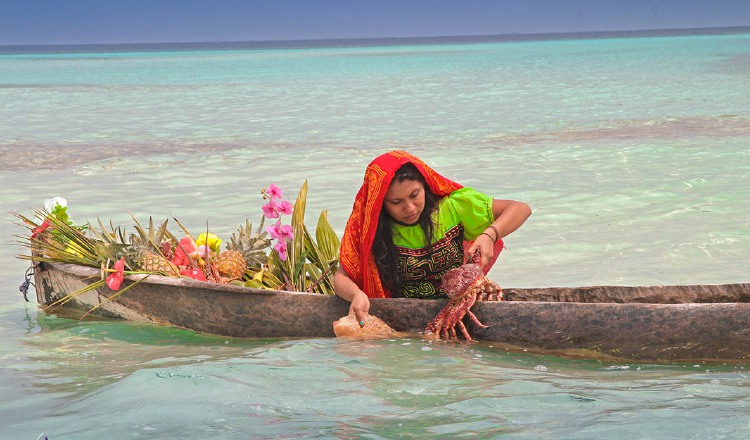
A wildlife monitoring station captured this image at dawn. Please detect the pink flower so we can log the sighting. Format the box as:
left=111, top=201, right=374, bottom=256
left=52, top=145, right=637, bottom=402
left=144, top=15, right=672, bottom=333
left=276, top=200, right=293, bottom=216
left=260, top=184, right=294, bottom=263
left=278, top=223, right=294, bottom=241
left=106, top=258, right=126, bottom=291
left=30, top=219, right=51, bottom=240
left=266, top=221, right=281, bottom=239
left=262, top=201, right=279, bottom=219
left=267, top=221, right=294, bottom=241
left=197, top=245, right=211, bottom=259
left=274, top=241, right=288, bottom=261
left=266, top=183, right=283, bottom=200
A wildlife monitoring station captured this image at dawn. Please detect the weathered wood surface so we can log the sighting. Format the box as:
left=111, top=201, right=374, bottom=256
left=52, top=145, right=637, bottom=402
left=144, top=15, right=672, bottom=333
left=33, top=261, right=750, bottom=362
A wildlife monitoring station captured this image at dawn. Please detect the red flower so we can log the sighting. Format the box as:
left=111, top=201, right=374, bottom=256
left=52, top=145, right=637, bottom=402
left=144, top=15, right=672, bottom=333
left=106, top=258, right=126, bottom=290
left=30, top=219, right=52, bottom=240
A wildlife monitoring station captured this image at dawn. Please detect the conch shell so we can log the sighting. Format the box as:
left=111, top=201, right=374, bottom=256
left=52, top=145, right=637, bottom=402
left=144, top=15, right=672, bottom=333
left=333, top=314, right=398, bottom=339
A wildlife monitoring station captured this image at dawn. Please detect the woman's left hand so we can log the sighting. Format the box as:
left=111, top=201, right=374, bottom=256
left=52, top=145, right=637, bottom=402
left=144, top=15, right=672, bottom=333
left=466, top=233, right=495, bottom=269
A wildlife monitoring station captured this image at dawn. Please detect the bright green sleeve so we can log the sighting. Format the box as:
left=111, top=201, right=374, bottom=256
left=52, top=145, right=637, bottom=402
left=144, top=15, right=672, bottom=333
left=443, top=188, right=494, bottom=240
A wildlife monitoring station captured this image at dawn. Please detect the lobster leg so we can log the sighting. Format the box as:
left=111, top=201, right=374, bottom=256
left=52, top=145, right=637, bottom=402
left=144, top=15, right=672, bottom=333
left=465, top=309, right=488, bottom=329
left=425, top=310, right=448, bottom=336
left=424, top=262, right=503, bottom=341
left=456, top=320, right=473, bottom=341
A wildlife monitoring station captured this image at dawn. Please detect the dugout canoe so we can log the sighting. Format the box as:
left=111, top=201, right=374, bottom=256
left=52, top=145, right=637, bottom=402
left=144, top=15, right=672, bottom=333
left=31, top=260, right=750, bottom=362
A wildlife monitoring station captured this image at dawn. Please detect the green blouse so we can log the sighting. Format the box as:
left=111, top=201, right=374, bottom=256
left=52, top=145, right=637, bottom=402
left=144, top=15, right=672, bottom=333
left=389, top=188, right=494, bottom=299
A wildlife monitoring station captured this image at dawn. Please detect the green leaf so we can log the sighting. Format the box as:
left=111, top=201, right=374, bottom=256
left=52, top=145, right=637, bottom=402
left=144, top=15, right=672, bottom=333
left=303, top=226, right=322, bottom=266
left=315, top=210, right=341, bottom=262
left=293, top=250, right=308, bottom=280
left=290, top=180, right=308, bottom=289
left=243, top=279, right=264, bottom=289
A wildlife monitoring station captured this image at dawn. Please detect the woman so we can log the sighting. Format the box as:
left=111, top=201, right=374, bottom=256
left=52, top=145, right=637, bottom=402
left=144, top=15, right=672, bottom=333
left=334, top=150, right=531, bottom=326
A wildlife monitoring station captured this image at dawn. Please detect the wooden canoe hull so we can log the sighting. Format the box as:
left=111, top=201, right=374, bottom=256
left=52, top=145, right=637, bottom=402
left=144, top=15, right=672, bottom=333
left=33, top=261, right=750, bottom=362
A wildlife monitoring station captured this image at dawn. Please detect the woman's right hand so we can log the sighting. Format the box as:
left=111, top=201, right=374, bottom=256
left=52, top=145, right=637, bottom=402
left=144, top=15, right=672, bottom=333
left=333, top=266, right=371, bottom=327
left=349, top=290, right=371, bottom=326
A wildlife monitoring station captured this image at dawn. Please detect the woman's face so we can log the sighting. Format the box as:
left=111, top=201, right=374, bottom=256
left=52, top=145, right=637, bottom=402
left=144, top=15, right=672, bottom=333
left=384, top=178, right=425, bottom=225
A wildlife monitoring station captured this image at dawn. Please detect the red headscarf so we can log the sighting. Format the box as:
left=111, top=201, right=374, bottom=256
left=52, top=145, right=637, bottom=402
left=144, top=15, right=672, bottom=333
left=340, top=151, right=463, bottom=298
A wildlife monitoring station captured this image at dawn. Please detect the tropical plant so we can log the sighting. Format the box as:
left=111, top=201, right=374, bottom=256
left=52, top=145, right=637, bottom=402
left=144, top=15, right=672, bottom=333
left=13, top=204, right=152, bottom=317
left=265, top=180, right=340, bottom=294
left=15, top=183, right=342, bottom=299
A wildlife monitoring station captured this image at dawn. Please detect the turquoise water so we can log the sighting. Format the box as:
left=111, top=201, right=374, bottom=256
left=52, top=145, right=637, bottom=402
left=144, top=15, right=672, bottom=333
left=2, top=31, right=750, bottom=438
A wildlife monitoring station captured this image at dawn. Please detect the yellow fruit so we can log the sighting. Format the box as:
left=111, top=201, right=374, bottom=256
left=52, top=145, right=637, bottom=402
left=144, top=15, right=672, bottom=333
left=139, top=251, right=179, bottom=276
left=217, top=250, right=246, bottom=279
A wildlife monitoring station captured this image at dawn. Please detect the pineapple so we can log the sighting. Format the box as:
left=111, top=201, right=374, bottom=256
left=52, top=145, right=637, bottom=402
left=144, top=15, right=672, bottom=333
left=216, top=250, right=246, bottom=279
left=140, top=250, right=179, bottom=275
left=129, top=217, right=179, bottom=276
left=225, top=219, right=272, bottom=269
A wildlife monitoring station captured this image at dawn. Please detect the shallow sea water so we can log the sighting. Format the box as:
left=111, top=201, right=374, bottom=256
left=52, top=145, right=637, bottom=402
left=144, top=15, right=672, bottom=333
left=1, top=31, right=750, bottom=438
left=4, top=313, right=750, bottom=439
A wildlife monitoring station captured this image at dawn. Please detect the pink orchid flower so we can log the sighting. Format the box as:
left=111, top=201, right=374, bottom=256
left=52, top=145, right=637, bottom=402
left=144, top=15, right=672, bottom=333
left=267, top=221, right=295, bottom=241
left=278, top=223, right=294, bottom=241
left=274, top=241, right=288, bottom=261
left=266, top=221, right=281, bottom=239
left=30, top=219, right=52, bottom=240
left=266, top=183, right=283, bottom=200
left=106, top=257, right=126, bottom=291
left=276, top=199, right=293, bottom=216
left=261, top=201, right=279, bottom=219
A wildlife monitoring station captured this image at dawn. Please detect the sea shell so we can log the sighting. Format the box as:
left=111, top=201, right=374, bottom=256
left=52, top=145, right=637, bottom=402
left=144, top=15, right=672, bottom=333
left=332, top=314, right=398, bottom=339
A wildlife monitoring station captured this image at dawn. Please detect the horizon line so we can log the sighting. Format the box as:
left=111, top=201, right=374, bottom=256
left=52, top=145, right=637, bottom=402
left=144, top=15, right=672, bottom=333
left=2, top=25, right=749, bottom=51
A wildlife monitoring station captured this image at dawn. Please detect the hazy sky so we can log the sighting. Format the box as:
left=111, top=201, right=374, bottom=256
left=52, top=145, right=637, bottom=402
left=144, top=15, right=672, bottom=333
left=1, top=0, right=749, bottom=45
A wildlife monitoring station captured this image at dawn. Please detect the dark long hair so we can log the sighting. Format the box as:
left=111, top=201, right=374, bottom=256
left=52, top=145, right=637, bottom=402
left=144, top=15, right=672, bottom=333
left=372, top=163, right=441, bottom=296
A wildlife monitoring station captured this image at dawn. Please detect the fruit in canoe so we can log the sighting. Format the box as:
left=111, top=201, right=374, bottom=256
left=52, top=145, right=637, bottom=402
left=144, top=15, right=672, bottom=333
left=216, top=250, right=246, bottom=279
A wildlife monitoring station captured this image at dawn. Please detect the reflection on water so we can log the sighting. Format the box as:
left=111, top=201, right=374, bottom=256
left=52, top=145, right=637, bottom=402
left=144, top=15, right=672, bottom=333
left=21, top=314, right=267, bottom=397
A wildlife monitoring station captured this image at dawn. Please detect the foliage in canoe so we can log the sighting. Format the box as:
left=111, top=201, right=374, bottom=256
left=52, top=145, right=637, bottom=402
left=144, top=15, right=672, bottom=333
left=13, top=180, right=341, bottom=296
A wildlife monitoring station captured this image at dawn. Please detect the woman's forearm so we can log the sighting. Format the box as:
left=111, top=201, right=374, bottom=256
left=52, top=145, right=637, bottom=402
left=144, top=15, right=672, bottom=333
left=488, top=199, right=532, bottom=240
left=333, top=266, right=364, bottom=302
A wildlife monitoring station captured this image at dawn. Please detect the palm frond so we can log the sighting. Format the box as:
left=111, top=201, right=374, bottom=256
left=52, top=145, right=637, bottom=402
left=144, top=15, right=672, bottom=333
left=171, top=215, right=195, bottom=240
left=45, top=277, right=107, bottom=312
left=288, top=180, right=309, bottom=290
left=79, top=275, right=150, bottom=320
left=315, top=210, right=341, bottom=263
